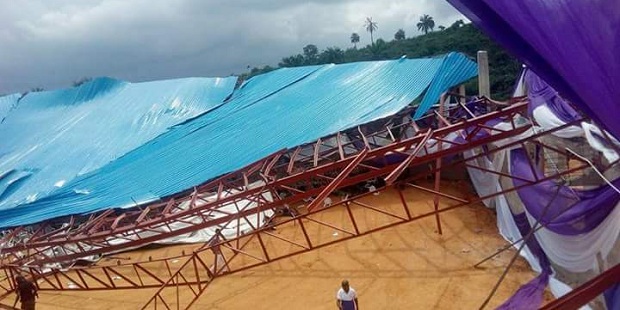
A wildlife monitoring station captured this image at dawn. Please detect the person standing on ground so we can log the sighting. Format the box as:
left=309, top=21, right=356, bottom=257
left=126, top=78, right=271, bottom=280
left=208, top=228, right=229, bottom=274
left=336, top=279, right=358, bottom=310
left=15, top=275, right=38, bottom=310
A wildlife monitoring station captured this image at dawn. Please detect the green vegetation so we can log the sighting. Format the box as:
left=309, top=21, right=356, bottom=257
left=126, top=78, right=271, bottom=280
left=243, top=20, right=520, bottom=100
left=350, top=33, right=360, bottom=49
left=394, top=29, right=405, bottom=41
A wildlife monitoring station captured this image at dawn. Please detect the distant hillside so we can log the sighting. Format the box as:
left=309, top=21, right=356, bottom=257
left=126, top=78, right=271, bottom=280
left=243, top=23, right=520, bottom=100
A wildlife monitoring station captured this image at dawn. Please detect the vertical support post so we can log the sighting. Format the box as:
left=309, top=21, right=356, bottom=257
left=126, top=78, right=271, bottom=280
left=298, top=218, right=313, bottom=249
left=458, top=84, right=466, bottom=105
left=344, top=202, right=360, bottom=234
left=397, top=188, right=412, bottom=220
left=477, top=51, right=491, bottom=103
left=7, top=268, right=15, bottom=291
left=433, top=94, right=446, bottom=235
left=176, top=273, right=179, bottom=310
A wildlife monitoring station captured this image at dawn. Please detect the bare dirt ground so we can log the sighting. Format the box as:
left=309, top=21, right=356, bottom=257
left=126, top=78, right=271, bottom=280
left=32, top=183, right=550, bottom=309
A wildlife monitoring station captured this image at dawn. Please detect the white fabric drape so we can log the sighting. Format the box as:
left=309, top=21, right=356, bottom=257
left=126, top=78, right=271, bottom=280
left=526, top=202, right=620, bottom=273
left=533, top=105, right=620, bottom=162
left=464, top=148, right=505, bottom=208
left=460, top=75, right=615, bottom=308
left=463, top=114, right=616, bottom=308
left=581, top=122, right=620, bottom=163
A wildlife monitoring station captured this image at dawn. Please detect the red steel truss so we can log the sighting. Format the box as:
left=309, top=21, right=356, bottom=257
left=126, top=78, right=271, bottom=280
left=0, top=99, right=529, bottom=267
left=0, top=97, right=608, bottom=309
left=0, top=157, right=592, bottom=308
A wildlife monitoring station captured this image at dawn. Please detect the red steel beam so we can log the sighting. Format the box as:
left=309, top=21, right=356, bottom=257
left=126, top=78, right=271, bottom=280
left=0, top=122, right=596, bottom=310
left=306, top=148, right=369, bottom=212
left=138, top=154, right=592, bottom=309
left=0, top=101, right=530, bottom=266
left=4, top=149, right=589, bottom=293
left=12, top=101, right=600, bottom=310
left=541, top=263, right=620, bottom=310
left=384, top=130, right=433, bottom=185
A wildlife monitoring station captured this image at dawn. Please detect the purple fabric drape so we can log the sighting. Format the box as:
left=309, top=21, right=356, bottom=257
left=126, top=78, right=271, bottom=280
left=604, top=284, right=620, bottom=310
left=497, top=272, right=549, bottom=310
left=510, top=148, right=620, bottom=235
left=452, top=99, right=503, bottom=145
left=446, top=0, right=620, bottom=140
left=512, top=212, right=550, bottom=270
left=496, top=212, right=552, bottom=310
left=524, top=70, right=581, bottom=123
left=525, top=71, right=617, bottom=149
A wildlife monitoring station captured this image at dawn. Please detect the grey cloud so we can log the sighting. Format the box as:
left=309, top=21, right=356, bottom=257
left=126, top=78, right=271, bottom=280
left=0, top=0, right=464, bottom=94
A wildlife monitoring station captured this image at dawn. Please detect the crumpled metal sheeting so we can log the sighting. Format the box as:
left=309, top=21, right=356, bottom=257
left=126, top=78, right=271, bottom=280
left=0, top=53, right=477, bottom=228
left=0, top=76, right=238, bottom=213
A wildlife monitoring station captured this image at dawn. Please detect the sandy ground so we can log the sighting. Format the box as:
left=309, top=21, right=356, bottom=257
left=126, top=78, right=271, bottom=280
left=29, top=183, right=549, bottom=309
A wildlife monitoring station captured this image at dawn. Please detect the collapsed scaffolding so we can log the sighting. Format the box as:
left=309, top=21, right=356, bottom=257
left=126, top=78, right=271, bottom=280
left=0, top=87, right=614, bottom=309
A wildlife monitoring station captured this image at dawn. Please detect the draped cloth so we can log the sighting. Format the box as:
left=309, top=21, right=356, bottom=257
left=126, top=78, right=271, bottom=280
left=510, top=148, right=620, bottom=236
left=495, top=149, right=620, bottom=309
left=525, top=70, right=579, bottom=124
left=464, top=144, right=619, bottom=308
left=453, top=93, right=619, bottom=307
left=496, top=210, right=552, bottom=310
left=446, top=0, right=620, bottom=141
left=524, top=70, right=620, bottom=162
left=497, top=272, right=549, bottom=310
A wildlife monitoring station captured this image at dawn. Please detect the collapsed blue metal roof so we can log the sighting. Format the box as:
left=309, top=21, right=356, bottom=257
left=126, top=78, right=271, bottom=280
left=0, top=93, right=21, bottom=122
left=0, top=53, right=476, bottom=228
left=0, top=77, right=237, bottom=215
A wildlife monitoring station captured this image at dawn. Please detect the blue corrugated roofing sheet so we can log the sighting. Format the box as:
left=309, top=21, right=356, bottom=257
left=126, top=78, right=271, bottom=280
left=0, top=94, right=20, bottom=122
left=0, top=77, right=237, bottom=214
left=413, top=52, right=478, bottom=119
left=0, top=53, right=476, bottom=227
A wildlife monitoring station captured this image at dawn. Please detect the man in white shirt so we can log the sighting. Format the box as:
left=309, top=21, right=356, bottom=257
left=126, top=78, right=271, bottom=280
left=336, top=280, right=359, bottom=310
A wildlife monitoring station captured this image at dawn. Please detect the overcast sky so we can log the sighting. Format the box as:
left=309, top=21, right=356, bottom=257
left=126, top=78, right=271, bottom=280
left=0, top=0, right=465, bottom=94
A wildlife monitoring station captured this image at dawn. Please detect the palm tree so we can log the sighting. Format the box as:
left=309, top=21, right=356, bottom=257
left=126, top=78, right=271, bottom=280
left=364, top=17, right=378, bottom=45
left=417, top=14, right=435, bottom=34
left=394, top=29, right=405, bottom=40
left=350, top=33, right=360, bottom=48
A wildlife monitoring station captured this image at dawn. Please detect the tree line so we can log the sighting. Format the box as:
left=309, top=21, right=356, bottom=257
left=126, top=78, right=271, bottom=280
left=8, top=16, right=519, bottom=100
left=243, top=16, right=520, bottom=100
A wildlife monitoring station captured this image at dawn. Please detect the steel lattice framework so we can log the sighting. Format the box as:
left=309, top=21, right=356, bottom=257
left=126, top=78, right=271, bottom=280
left=0, top=96, right=612, bottom=309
